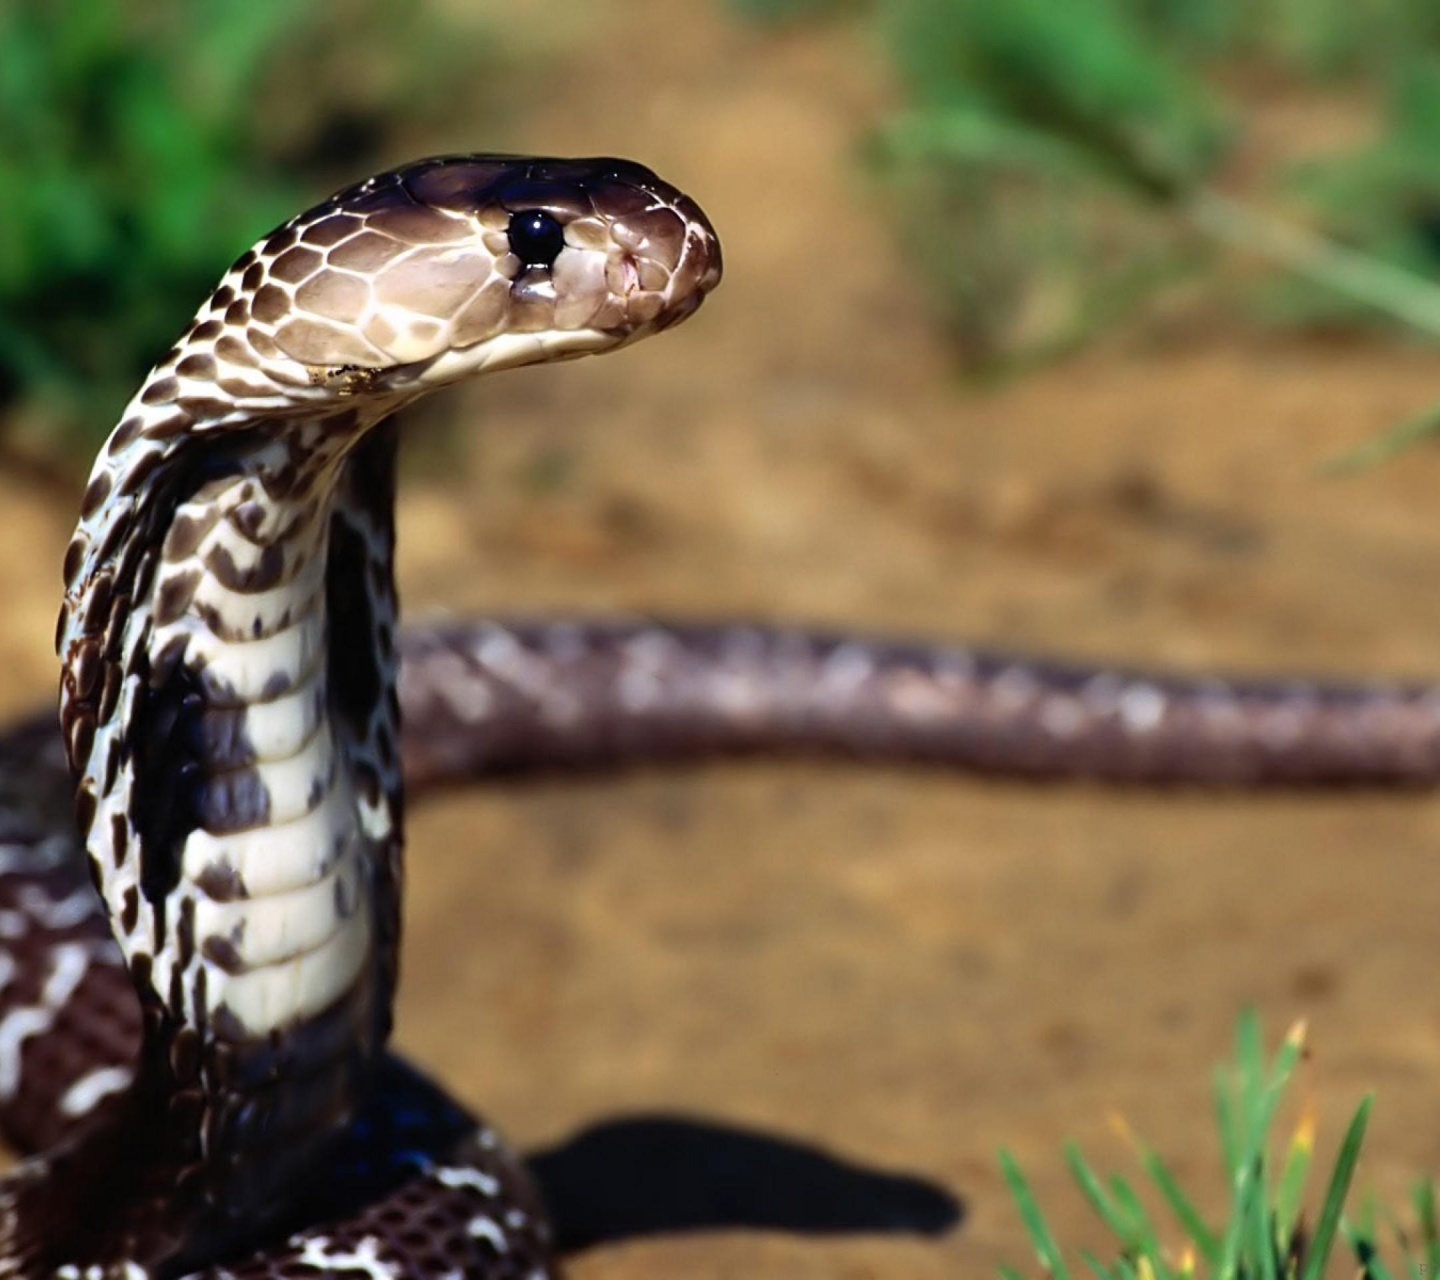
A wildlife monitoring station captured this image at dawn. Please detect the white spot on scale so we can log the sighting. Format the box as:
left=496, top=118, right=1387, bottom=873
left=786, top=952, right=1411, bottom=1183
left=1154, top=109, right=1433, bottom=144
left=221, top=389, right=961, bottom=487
left=16, top=883, right=102, bottom=929
left=989, top=666, right=1041, bottom=712
left=434, top=1164, right=501, bottom=1197
left=819, top=643, right=874, bottom=695
left=1039, top=695, right=1087, bottom=739
left=617, top=665, right=665, bottom=713
left=294, top=1233, right=397, bottom=1280
left=356, top=787, right=393, bottom=841
left=42, top=941, right=93, bottom=1009
left=446, top=678, right=496, bottom=724
left=615, top=633, right=687, bottom=714
left=1080, top=672, right=1125, bottom=713
left=468, top=1215, right=509, bottom=1251
left=619, top=628, right=685, bottom=668
left=884, top=669, right=959, bottom=721
left=474, top=626, right=527, bottom=680
left=705, top=672, right=766, bottom=721
left=427, top=652, right=494, bottom=723
left=1259, top=705, right=1310, bottom=751
left=59, top=1063, right=135, bottom=1117
left=472, top=625, right=583, bottom=727
left=0, top=940, right=104, bottom=1097
left=1118, top=683, right=1167, bottom=734
left=0, top=835, right=71, bottom=876
left=0, top=1009, right=55, bottom=1097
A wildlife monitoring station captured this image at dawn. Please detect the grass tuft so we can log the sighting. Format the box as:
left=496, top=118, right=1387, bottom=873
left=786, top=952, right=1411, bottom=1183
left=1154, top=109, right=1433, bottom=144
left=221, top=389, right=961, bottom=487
left=1000, top=1012, right=1413, bottom=1279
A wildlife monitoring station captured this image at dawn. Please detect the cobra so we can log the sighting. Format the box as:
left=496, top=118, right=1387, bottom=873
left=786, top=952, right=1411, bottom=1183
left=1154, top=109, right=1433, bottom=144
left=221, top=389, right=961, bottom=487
left=3, top=154, right=719, bottom=1279
left=0, top=148, right=1432, bottom=1280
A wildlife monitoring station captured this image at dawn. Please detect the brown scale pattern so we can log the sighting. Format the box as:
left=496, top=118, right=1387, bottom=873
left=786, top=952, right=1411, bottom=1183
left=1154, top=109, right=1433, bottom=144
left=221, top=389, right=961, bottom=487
left=33, top=152, right=731, bottom=1277
left=394, top=618, right=1440, bottom=787
left=6, top=606, right=1440, bottom=1165
left=207, top=1118, right=554, bottom=1280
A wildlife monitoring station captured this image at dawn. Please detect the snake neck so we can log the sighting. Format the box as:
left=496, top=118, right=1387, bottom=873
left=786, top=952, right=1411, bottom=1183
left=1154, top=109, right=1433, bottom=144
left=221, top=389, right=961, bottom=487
left=54, top=399, right=405, bottom=1250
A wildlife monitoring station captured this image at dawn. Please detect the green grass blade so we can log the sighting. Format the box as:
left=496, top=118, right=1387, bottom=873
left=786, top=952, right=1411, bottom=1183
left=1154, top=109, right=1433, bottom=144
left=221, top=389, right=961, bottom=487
left=1001, top=1148, right=1073, bottom=1280
left=1214, top=1066, right=1240, bottom=1182
left=1215, top=1156, right=1258, bottom=1280
left=1139, top=1143, right=1220, bottom=1264
left=1248, top=1156, right=1280, bottom=1280
left=1065, top=1142, right=1134, bottom=1240
left=1322, top=398, right=1440, bottom=475
left=1079, top=1248, right=1120, bottom=1280
left=1272, top=1113, right=1315, bottom=1244
left=1108, top=1175, right=1173, bottom=1280
left=1343, top=1216, right=1398, bottom=1280
left=1413, top=1176, right=1440, bottom=1279
left=1299, top=1096, right=1374, bottom=1280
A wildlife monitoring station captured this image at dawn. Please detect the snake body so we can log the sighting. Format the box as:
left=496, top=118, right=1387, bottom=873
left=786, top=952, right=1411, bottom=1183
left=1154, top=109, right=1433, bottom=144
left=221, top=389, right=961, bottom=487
left=0, top=149, right=1433, bottom=1277
left=4, top=154, right=719, bottom=1278
left=395, top=619, right=1440, bottom=787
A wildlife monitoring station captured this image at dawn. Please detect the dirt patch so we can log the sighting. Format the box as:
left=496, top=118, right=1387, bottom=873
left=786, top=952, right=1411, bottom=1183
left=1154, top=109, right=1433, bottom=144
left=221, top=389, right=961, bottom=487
left=8, top=4, right=1440, bottom=1274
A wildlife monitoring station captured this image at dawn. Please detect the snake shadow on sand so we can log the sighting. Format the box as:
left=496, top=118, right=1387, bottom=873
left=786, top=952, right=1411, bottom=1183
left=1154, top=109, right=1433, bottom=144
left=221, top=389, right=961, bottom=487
left=304, top=1056, right=960, bottom=1258
left=528, top=1112, right=962, bottom=1254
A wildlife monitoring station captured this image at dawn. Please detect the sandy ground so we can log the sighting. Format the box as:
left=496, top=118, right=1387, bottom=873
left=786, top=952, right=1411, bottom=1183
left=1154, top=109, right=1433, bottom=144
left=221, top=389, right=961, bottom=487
left=10, top=3, right=1440, bottom=1274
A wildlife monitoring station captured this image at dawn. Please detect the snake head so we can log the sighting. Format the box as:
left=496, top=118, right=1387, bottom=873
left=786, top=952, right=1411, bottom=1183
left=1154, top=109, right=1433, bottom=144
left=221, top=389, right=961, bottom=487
left=206, top=154, right=721, bottom=400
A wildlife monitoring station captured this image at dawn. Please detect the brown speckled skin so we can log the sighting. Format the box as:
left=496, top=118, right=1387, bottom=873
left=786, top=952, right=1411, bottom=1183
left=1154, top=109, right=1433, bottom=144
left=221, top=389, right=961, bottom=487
left=0, top=608, right=1436, bottom=1166
left=396, top=618, right=1440, bottom=788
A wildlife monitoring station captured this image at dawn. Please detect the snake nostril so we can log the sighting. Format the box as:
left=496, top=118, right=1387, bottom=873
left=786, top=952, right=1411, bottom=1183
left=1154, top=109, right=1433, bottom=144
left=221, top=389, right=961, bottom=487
left=506, top=210, right=566, bottom=270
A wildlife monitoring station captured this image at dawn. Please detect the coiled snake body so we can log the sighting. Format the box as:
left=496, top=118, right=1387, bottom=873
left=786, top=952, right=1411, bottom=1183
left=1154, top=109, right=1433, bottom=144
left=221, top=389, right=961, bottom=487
left=1, top=153, right=1437, bottom=1278
left=5, top=154, right=719, bottom=1279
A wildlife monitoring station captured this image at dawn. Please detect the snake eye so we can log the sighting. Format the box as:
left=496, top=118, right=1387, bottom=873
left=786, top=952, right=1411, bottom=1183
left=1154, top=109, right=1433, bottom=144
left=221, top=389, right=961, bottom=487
left=507, top=210, right=565, bottom=269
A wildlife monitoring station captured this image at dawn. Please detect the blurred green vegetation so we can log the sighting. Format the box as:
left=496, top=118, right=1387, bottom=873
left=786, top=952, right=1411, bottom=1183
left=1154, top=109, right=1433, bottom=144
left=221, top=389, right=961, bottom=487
left=0, top=0, right=500, bottom=453
left=1112, top=0, right=1440, bottom=78
left=876, top=0, right=1230, bottom=368
left=727, top=0, right=864, bottom=24
left=879, top=0, right=1440, bottom=373
left=738, top=0, right=1440, bottom=408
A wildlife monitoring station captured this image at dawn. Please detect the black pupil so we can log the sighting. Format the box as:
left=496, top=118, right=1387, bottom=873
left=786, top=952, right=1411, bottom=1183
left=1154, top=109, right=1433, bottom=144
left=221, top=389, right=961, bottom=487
left=508, top=210, right=565, bottom=268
